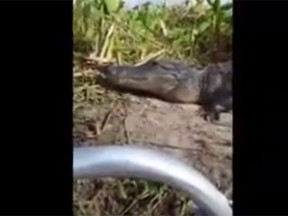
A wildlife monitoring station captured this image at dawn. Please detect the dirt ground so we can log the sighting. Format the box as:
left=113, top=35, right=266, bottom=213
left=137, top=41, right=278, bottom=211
left=73, top=92, right=232, bottom=216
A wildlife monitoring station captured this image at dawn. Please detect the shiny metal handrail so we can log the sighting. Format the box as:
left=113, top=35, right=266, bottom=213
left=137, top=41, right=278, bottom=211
left=73, top=145, right=232, bottom=216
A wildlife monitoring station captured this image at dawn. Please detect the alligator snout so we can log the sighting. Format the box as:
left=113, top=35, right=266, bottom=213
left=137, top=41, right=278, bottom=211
left=98, top=65, right=145, bottom=85
left=97, top=65, right=125, bottom=78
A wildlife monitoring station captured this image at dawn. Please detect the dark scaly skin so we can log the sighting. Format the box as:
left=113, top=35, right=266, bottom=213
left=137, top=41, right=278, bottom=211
left=97, top=60, right=232, bottom=122
left=198, top=60, right=232, bottom=122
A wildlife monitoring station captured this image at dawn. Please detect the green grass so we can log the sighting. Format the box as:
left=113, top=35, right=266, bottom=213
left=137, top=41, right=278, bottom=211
left=73, top=0, right=232, bottom=215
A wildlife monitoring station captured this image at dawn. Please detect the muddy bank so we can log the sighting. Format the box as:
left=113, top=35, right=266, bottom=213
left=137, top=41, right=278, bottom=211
left=73, top=93, right=232, bottom=215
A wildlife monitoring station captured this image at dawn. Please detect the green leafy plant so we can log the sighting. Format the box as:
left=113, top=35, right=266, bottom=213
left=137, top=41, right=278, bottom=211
left=73, top=0, right=232, bottom=63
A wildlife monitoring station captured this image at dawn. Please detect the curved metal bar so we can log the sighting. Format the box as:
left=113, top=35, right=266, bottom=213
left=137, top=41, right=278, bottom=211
left=73, top=145, right=232, bottom=216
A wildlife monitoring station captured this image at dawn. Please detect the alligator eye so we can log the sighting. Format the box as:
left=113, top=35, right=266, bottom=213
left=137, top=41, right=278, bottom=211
left=150, top=60, right=159, bottom=66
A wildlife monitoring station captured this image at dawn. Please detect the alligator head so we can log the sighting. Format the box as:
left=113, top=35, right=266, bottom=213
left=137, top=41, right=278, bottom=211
left=96, top=60, right=202, bottom=103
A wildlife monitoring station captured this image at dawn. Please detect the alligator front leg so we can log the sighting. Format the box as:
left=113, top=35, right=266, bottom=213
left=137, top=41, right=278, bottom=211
left=197, top=104, right=220, bottom=123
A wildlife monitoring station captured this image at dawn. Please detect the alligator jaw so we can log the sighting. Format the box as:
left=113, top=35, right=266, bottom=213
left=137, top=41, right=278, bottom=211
left=96, top=63, right=180, bottom=97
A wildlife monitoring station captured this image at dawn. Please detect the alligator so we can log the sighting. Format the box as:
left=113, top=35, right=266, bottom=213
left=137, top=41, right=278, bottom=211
left=96, top=60, right=232, bottom=122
